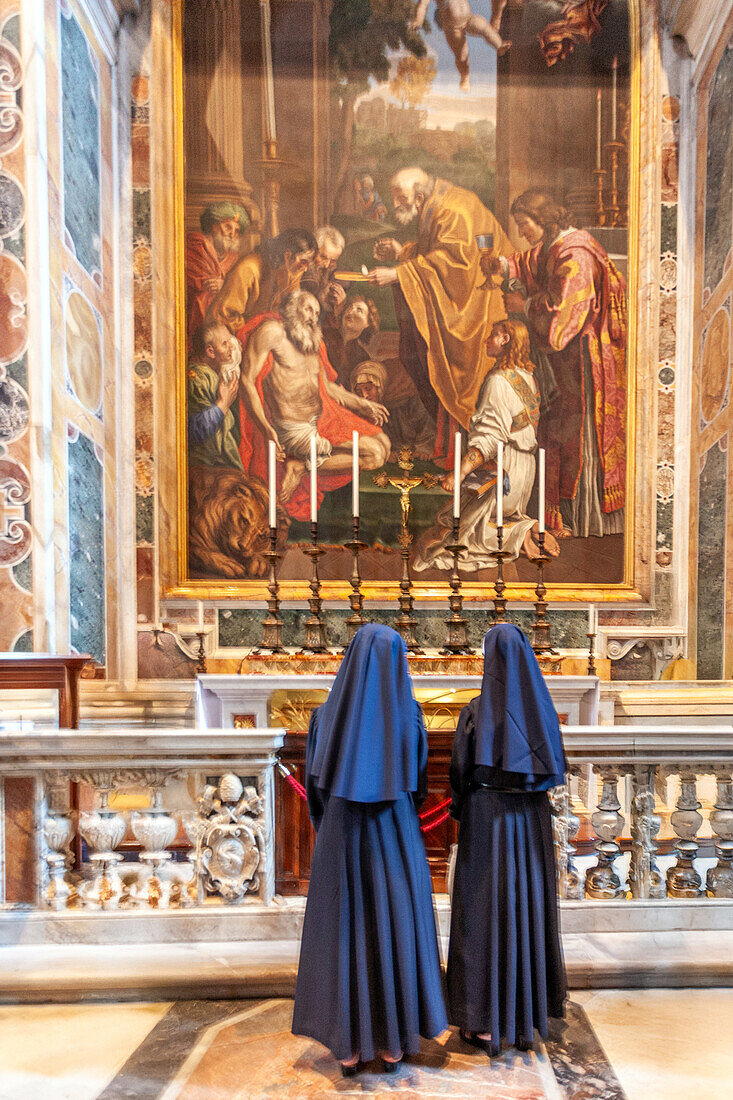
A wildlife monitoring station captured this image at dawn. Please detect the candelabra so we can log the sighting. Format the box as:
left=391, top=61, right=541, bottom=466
left=374, top=448, right=438, bottom=652
left=491, top=524, right=508, bottom=623
left=605, top=140, right=625, bottom=227
left=442, top=517, right=471, bottom=654
left=587, top=626, right=597, bottom=675
left=302, top=521, right=328, bottom=652
left=592, top=167, right=606, bottom=226
left=258, top=525, right=284, bottom=652
left=344, top=517, right=367, bottom=645
left=531, top=530, right=554, bottom=654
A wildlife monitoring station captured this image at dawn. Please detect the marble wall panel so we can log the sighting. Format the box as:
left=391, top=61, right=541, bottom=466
left=703, top=40, right=733, bottom=303
left=132, top=67, right=154, bottom=597
left=690, top=18, right=733, bottom=679
left=60, top=2, right=101, bottom=282
left=696, top=437, right=727, bottom=680
left=0, top=8, right=33, bottom=651
left=67, top=426, right=106, bottom=663
left=2, top=777, right=37, bottom=905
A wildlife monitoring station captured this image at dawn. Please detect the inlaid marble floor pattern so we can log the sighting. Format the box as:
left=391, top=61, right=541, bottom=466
left=0, top=991, right=731, bottom=1100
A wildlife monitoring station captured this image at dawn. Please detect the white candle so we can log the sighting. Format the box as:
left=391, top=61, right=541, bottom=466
left=268, top=438, right=277, bottom=528
left=453, top=432, right=461, bottom=519
left=611, top=56, right=617, bottom=142
left=538, top=448, right=545, bottom=534
left=496, top=441, right=503, bottom=528
left=310, top=433, right=318, bottom=524
left=588, top=604, right=595, bottom=635
left=352, top=431, right=359, bottom=518
left=596, top=89, right=602, bottom=169
left=197, top=600, right=204, bottom=631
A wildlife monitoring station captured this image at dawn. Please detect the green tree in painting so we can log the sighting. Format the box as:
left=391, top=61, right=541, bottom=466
left=329, top=0, right=428, bottom=207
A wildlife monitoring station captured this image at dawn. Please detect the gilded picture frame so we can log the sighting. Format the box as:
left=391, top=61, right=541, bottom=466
left=161, top=0, right=647, bottom=604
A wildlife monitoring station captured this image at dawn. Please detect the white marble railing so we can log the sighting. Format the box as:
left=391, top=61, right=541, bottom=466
left=0, top=725, right=731, bottom=918
left=558, top=726, right=733, bottom=900
left=0, top=727, right=284, bottom=911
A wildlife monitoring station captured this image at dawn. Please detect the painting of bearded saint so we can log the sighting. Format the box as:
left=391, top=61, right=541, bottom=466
left=181, top=0, right=632, bottom=594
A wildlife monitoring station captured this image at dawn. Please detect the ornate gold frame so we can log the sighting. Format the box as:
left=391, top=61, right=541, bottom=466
left=162, top=0, right=645, bottom=604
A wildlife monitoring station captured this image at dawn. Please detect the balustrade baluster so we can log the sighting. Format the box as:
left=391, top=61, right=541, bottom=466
left=131, top=774, right=179, bottom=909
left=76, top=772, right=127, bottom=910
left=549, top=777, right=583, bottom=900
left=585, top=767, right=626, bottom=899
left=629, top=766, right=665, bottom=899
left=707, top=768, right=733, bottom=899
left=666, top=769, right=703, bottom=898
left=43, top=774, right=76, bottom=910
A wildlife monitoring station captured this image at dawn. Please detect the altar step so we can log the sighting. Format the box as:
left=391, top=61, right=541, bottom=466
left=2, top=930, right=733, bottom=1003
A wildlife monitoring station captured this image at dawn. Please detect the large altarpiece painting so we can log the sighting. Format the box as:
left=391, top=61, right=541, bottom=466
left=172, top=0, right=640, bottom=602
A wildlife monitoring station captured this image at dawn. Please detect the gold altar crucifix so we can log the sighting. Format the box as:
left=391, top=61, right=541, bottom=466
left=374, top=447, right=440, bottom=652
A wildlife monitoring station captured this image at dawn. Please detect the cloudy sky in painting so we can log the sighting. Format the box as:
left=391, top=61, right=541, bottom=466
left=356, top=0, right=498, bottom=129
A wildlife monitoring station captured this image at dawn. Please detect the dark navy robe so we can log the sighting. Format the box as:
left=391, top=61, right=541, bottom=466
left=292, top=624, right=448, bottom=1061
left=447, top=624, right=567, bottom=1044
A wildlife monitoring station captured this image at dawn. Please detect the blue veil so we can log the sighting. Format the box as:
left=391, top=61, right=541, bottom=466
left=474, top=624, right=566, bottom=786
left=309, top=623, right=423, bottom=802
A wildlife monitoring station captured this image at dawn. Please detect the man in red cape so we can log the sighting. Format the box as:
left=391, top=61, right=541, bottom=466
left=236, top=291, right=389, bottom=522
left=484, top=188, right=626, bottom=538
left=185, top=202, right=250, bottom=340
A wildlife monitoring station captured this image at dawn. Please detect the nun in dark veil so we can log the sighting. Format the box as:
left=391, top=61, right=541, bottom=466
left=292, top=623, right=448, bottom=1074
left=447, top=623, right=567, bottom=1055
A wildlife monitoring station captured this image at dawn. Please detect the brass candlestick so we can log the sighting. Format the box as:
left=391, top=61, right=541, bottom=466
left=344, top=516, right=367, bottom=645
left=587, top=628, right=597, bottom=675
left=374, top=447, right=438, bottom=652
left=442, top=516, right=471, bottom=654
left=258, top=525, right=284, bottom=652
left=605, top=140, right=625, bottom=227
left=491, top=524, right=508, bottom=623
left=531, top=530, right=554, bottom=654
left=195, top=631, right=207, bottom=674
left=302, top=520, right=328, bottom=652
left=592, top=167, right=606, bottom=226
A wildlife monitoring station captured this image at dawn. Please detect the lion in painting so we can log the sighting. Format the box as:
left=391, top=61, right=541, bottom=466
left=188, top=465, right=274, bottom=579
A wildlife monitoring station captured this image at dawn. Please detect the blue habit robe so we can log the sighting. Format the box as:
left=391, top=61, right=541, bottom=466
left=292, top=624, right=448, bottom=1061
left=447, top=624, right=567, bottom=1044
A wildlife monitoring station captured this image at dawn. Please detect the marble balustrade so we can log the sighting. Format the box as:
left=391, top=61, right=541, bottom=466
left=0, top=725, right=732, bottom=923
left=0, top=727, right=284, bottom=911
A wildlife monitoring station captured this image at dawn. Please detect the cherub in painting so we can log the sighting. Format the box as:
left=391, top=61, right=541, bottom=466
left=409, top=1, right=511, bottom=92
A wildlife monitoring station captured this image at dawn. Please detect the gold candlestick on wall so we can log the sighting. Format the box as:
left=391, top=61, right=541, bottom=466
left=604, top=140, right=625, bottom=228
left=374, top=448, right=438, bottom=652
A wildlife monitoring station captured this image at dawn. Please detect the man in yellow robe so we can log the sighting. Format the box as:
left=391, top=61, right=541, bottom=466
left=368, top=167, right=512, bottom=447
left=207, top=228, right=317, bottom=332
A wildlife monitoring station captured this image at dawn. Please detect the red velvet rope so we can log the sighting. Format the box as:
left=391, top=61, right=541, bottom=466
left=419, top=797, right=451, bottom=820
left=277, top=762, right=451, bottom=835
left=420, top=809, right=450, bottom=833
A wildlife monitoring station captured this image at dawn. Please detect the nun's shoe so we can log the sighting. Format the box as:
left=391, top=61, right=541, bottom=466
left=460, top=1029, right=499, bottom=1056
left=381, top=1055, right=403, bottom=1073
left=516, top=1037, right=533, bottom=1052
left=340, top=1059, right=361, bottom=1077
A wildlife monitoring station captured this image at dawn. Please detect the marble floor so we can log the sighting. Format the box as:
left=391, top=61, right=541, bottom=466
left=0, top=991, right=731, bottom=1100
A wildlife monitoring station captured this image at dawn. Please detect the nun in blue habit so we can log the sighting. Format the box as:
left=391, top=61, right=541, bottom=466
left=291, top=623, right=448, bottom=1074
left=447, top=623, right=567, bottom=1055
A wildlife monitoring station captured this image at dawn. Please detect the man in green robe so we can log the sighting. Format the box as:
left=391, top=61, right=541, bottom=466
left=187, top=322, right=243, bottom=469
